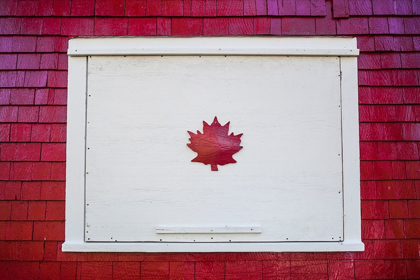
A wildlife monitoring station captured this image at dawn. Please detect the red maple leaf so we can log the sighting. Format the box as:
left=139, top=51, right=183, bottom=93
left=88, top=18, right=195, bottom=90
left=187, top=117, right=243, bottom=171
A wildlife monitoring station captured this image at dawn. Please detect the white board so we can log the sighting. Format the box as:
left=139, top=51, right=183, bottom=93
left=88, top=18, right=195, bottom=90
left=84, top=55, right=344, bottom=243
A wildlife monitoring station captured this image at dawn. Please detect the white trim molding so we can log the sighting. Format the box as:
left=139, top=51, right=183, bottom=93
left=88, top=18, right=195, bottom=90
left=64, top=37, right=363, bottom=252
left=63, top=242, right=364, bottom=253
left=67, top=37, right=359, bottom=57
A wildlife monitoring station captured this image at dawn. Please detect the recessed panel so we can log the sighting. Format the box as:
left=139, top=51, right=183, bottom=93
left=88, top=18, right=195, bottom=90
left=85, top=55, right=343, bottom=242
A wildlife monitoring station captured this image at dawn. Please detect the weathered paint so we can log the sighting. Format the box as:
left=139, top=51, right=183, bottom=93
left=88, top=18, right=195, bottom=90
left=65, top=41, right=360, bottom=250
left=188, top=117, right=243, bottom=171
left=0, top=0, right=419, bottom=278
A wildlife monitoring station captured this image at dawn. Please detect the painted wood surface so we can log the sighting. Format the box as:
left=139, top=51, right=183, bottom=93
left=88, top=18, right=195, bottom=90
left=155, top=225, right=262, bottom=234
left=65, top=56, right=87, bottom=246
left=340, top=57, right=362, bottom=247
left=68, top=37, right=359, bottom=56
left=2, top=0, right=418, bottom=276
left=84, top=55, right=344, bottom=243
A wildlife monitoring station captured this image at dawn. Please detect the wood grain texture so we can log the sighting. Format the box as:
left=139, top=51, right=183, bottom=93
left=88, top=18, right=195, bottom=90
left=67, top=37, right=359, bottom=56
left=84, top=55, right=343, bottom=243
left=2, top=0, right=420, bottom=277
left=332, top=0, right=350, bottom=18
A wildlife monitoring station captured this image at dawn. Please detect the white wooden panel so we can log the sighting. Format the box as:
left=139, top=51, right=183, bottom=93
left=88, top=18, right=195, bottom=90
left=84, top=55, right=343, bottom=242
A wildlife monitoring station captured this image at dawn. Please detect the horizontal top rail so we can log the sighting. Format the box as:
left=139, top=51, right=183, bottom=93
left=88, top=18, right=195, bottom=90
left=68, top=37, right=359, bottom=57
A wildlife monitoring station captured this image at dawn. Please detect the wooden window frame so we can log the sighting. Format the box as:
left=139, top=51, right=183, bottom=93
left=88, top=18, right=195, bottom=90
left=64, top=37, right=363, bottom=252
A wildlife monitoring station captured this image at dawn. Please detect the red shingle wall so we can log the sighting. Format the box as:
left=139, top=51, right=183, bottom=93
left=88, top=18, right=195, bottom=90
left=0, top=0, right=419, bottom=279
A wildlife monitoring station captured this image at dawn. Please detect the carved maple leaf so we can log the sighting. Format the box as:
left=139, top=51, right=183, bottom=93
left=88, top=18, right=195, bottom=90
left=187, top=117, right=243, bottom=171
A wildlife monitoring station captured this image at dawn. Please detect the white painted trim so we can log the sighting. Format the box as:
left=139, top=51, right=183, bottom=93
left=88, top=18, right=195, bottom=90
left=68, top=37, right=359, bottom=56
left=156, top=226, right=262, bottom=234
left=341, top=57, right=362, bottom=245
left=63, top=241, right=364, bottom=252
left=65, top=57, right=87, bottom=245
left=64, top=37, right=363, bottom=252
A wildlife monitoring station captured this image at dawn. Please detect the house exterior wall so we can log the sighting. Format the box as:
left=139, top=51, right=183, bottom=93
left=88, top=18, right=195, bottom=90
left=0, top=0, right=419, bottom=279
